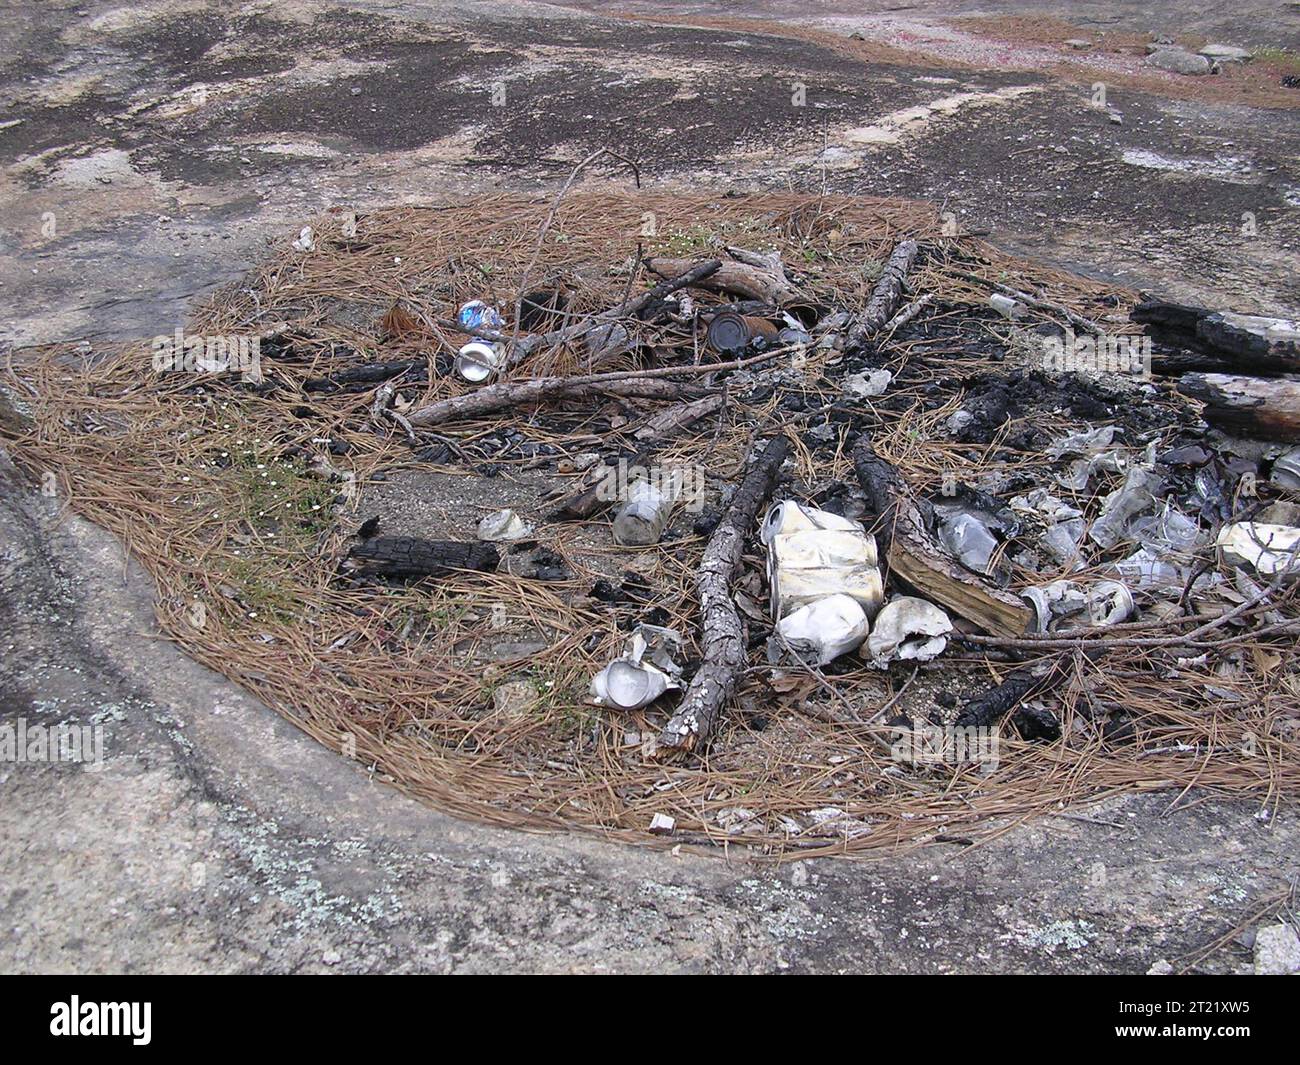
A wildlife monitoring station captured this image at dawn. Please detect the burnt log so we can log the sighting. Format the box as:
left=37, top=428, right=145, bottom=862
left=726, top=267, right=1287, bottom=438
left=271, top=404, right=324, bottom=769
left=851, top=438, right=1032, bottom=636
left=346, top=537, right=499, bottom=579
left=954, top=662, right=1064, bottom=730
left=304, top=359, right=426, bottom=393
left=1134, top=300, right=1300, bottom=373
left=1178, top=373, right=1300, bottom=442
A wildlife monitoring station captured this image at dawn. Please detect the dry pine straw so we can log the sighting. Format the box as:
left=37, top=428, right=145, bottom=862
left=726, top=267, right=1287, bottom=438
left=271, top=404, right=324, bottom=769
left=4, top=190, right=1297, bottom=859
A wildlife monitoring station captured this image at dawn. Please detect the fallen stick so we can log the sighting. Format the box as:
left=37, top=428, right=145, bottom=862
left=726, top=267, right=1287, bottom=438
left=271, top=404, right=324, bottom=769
left=654, top=434, right=791, bottom=758
left=851, top=438, right=1032, bottom=636
left=633, top=393, right=725, bottom=441
left=952, top=269, right=1103, bottom=336
left=846, top=239, right=918, bottom=350
left=407, top=348, right=784, bottom=428
left=409, top=377, right=694, bottom=427
left=882, top=293, right=933, bottom=336
left=1177, top=372, right=1300, bottom=442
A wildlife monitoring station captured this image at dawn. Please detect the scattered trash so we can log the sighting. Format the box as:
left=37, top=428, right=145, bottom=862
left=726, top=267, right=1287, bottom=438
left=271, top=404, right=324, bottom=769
left=478, top=508, right=533, bottom=542
left=989, top=293, right=1028, bottom=319
left=612, top=477, right=680, bottom=546
left=457, top=300, right=504, bottom=333
left=30, top=185, right=1300, bottom=854
left=1089, top=465, right=1162, bottom=549
left=768, top=592, right=869, bottom=666
left=761, top=501, right=883, bottom=619
left=936, top=507, right=1000, bottom=575
left=867, top=596, right=952, bottom=666
left=706, top=311, right=778, bottom=353
left=648, top=812, right=676, bottom=835
left=1217, top=522, right=1300, bottom=579
left=844, top=369, right=892, bottom=398
left=1113, top=547, right=1186, bottom=589
left=1022, top=579, right=1134, bottom=633
left=1010, top=489, right=1086, bottom=567
left=589, top=624, right=684, bottom=710
left=292, top=226, right=315, bottom=252
left=455, top=340, right=504, bottom=383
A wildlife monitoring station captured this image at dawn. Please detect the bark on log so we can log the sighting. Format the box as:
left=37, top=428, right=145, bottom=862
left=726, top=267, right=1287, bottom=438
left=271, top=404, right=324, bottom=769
left=1177, top=373, right=1300, bottom=442
left=655, top=435, right=791, bottom=758
left=851, top=438, right=1032, bottom=636
left=346, top=537, right=500, bottom=579
left=845, top=239, right=919, bottom=351
left=644, top=252, right=804, bottom=306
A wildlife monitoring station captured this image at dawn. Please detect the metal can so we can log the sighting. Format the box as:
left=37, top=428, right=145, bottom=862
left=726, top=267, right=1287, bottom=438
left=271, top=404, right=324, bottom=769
left=457, top=300, right=503, bottom=333
left=612, top=479, right=679, bottom=546
left=455, top=340, right=503, bottom=383
left=706, top=312, right=780, bottom=354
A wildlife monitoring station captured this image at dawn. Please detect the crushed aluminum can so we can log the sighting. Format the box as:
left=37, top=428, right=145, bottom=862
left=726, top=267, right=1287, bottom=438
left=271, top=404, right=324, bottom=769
left=612, top=478, right=679, bottom=547
left=767, top=593, right=869, bottom=667
left=1271, top=447, right=1300, bottom=491
left=761, top=501, right=883, bottom=619
left=589, top=625, right=684, bottom=711
left=866, top=596, right=952, bottom=667
left=477, top=508, right=533, bottom=542
left=1021, top=579, right=1134, bottom=633
left=455, top=340, right=504, bottom=383
left=1217, top=522, right=1300, bottom=580
left=457, top=300, right=504, bottom=333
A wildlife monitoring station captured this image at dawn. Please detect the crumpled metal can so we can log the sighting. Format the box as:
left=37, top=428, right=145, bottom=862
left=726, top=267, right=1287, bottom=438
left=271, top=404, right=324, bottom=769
left=457, top=300, right=503, bottom=333
left=612, top=479, right=679, bottom=546
left=761, top=501, right=883, bottom=619
left=767, top=593, right=869, bottom=666
left=1021, top=579, right=1134, bottom=633
left=589, top=625, right=684, bottom=710
left=455, top=340, right=503, bottom=383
